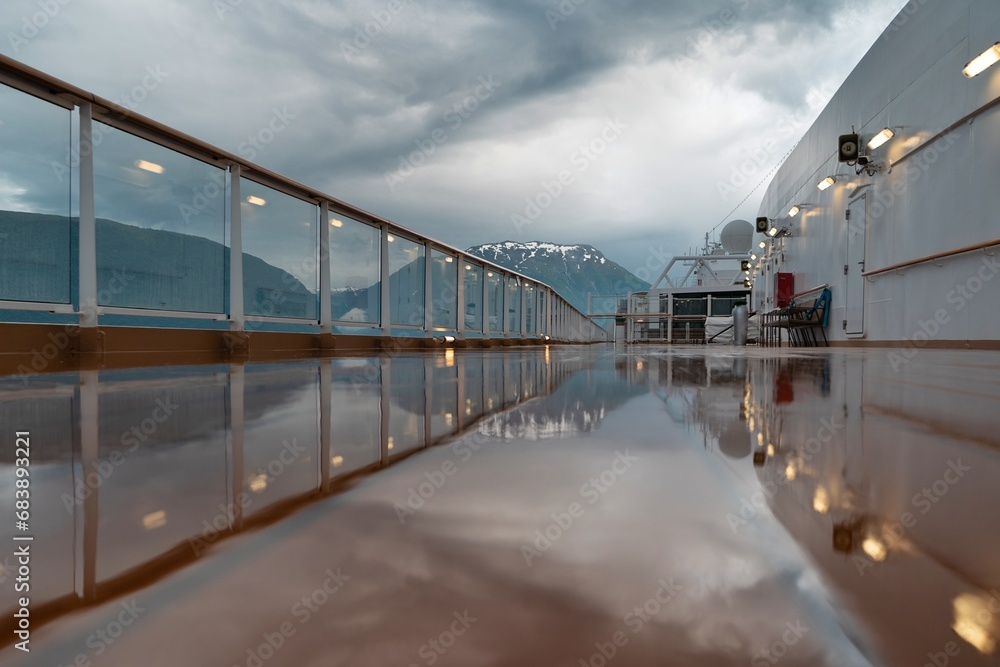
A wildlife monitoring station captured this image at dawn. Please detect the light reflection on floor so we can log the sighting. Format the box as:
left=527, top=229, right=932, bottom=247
left=1, top=346, right=999, bottom=666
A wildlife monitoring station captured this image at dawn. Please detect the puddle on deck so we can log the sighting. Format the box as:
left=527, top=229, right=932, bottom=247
left=1, top=346, right=999, bottom=666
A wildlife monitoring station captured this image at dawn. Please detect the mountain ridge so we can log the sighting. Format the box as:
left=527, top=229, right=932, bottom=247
left=466, top=241, right=649, bottom=313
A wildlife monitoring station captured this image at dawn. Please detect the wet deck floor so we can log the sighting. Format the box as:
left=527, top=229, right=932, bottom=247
left=1, top=345, right=999, bottom=666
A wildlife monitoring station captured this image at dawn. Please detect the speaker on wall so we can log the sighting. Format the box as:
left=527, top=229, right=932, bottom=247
left=838, top=133, right=860, bottom=162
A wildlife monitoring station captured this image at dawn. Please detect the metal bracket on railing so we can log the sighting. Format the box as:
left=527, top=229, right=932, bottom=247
left=984, top=247, right=996, bottom=257
left=932, top=259, right=944, bottom=267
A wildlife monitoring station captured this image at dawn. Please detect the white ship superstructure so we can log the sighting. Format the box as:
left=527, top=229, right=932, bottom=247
left=749, top=0, right=1000, bottom=348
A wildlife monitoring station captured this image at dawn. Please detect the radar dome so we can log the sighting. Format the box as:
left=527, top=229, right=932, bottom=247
left=720, top=220, right=754, bottom=254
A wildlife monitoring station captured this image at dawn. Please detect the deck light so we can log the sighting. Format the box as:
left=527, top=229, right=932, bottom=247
left=953, top=594, right=999, bottom=654
left=963, top=42, right=1000, bottom=78
left=867, top=128, right=895, bottom=151
left=330, top=218, right=344, bottom=227
left=134, top=159, right=164, bottom=174
left=249, top=474, right=267, bottom=493
left=768, top=227, right=779, bottom=237
left=862, top=536, right=888, bottom=562
left=465, top=264, right=473, bottom=270
left=387, top=234, right=395, bottom=242
left=759, top=241, right=767, bottom=249
left=788, top=205, right=801, bottom=218
left=246, top=196, right=266, bottom=206
left=813, top=488, right=830, bottom=514
left=817, top=176, right=836, bottom=191
left=142, top=510, right=167, bottom=529
left=445, top=257, right=453, bottom=263
left=750, top=254, right=757, bottom=261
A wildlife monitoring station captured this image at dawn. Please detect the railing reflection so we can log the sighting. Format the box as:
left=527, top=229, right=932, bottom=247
left=0, top=349, right=577, bottom=637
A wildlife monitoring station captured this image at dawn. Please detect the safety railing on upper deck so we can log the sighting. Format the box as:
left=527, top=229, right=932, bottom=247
left=0, top=56, right=606, bottom=344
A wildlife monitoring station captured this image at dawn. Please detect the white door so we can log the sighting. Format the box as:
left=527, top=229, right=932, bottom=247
left=846, top=196, right=867, bottom=336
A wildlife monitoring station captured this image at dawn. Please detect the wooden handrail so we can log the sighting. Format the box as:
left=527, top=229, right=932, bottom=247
left=790, top=284, right=829, bottom=300
left=863, top=238, right=1000, bottom=278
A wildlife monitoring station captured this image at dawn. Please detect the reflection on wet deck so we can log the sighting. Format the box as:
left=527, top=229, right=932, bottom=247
left=1, top=346, right=999, bottom=667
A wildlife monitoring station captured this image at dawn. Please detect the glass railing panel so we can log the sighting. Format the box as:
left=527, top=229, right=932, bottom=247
left=0, top=86, right=73, bottom=305
left=463, top=262, right=483, bottom=333
left=329, top=214, right=380, bottom=325
left=388, top=235, right=424, bottom=327
left=240, top=179, right=318, bottom=320
left=506, top=276, right=521, bottom=333
left=94, top=123, right=227, bottom=312
left=430, top=249, right=457, bottom=330
left=487, top=270, right=503, bottom=333
left=525, top=284, right=537, bottom=334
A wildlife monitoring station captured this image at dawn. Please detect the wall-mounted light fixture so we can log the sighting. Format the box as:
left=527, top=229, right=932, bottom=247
left=788, top=205, right=801, bottom=218
left=246, top=195, right=266, bottom=206
left=867, top=128, right=896, bottom=151
left=963, top=42, right=1000, bottom=78
left=759, top=241, right=767, bottom=249
left=839, top=129, right=891, bottom=176
left=817, top=176, right=837, bottom=191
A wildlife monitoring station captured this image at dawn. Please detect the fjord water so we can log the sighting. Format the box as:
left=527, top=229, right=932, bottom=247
left=1, top=346, right=999, bottom=666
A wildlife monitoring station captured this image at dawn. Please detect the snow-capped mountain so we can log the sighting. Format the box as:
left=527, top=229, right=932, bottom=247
left=466, top=241, right=649, bottom=313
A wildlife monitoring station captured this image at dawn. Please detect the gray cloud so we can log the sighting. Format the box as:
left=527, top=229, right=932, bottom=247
left=1, top=0, right=908, bottom=274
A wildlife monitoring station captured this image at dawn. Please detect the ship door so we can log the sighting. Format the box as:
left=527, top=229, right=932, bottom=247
left=845, top=195, right=867, bottom=336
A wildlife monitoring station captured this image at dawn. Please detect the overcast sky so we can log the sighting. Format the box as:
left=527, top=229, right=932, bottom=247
left=1, top=0, right=908, bottom=277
